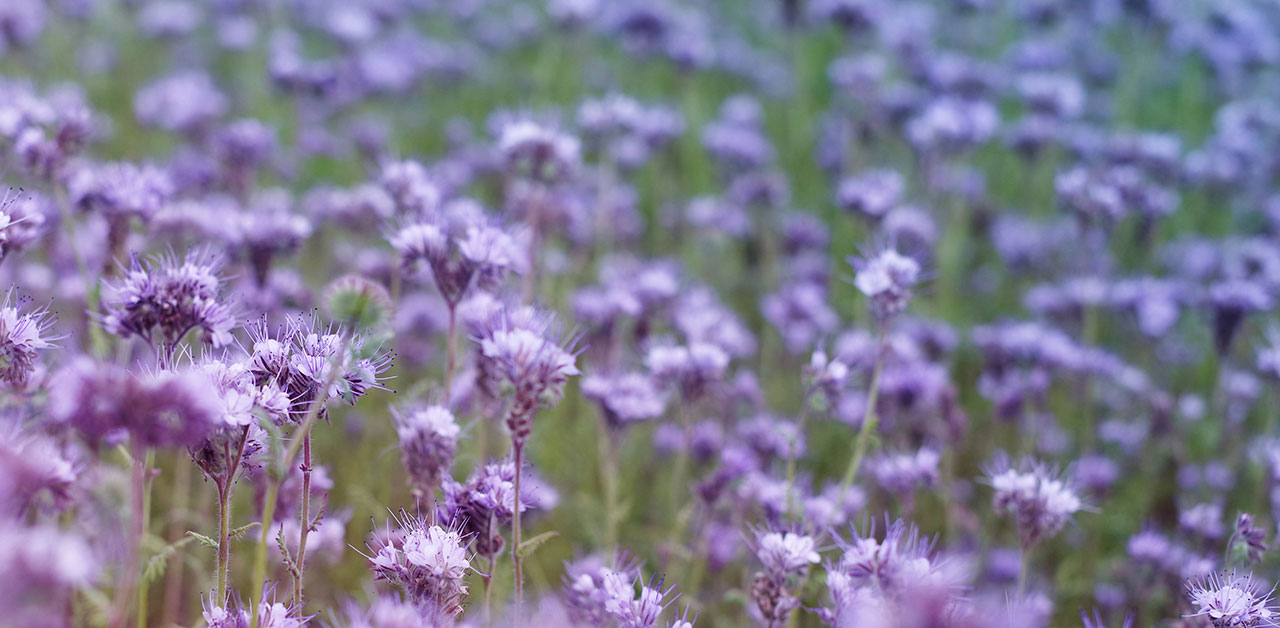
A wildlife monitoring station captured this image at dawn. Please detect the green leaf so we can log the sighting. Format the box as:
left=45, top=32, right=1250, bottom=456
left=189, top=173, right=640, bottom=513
left=516, top=531, right=560, bottom=559
left=228, top=521, right=262, bottom=542
left=143, top=535, right=198, bottom=583
left=186, top=531, right=218, bottom=548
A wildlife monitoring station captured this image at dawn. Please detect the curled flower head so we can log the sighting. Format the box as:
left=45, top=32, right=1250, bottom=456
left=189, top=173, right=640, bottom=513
left=0, top=289, right=60, bottom=387
left=1186, top=571, right=1276, bottom=628
left=393, top=404, right=460, bottom=498
left=473, top=306, right=580, bottom=445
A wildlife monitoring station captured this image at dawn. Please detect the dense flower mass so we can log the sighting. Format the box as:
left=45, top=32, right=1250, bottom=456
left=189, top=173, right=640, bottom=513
left=10, top=1, right=1280, bottom=626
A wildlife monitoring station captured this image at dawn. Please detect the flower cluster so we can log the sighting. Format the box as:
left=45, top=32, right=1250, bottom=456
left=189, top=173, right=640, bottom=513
left=987, top=457, right=1084, bottom=549
left=100, top=249, right=236, bottom=360
left=365, top=514, right=471, bottom=621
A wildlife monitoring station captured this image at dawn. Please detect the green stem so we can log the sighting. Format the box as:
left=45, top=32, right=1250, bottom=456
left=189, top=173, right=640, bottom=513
left=512, top=443, right=524, bottom=617
left=784, top=389, right=813, bottom=520
left=291, top=430, right=313, bottom=607
left=596, top=420, right=620, bottom=551
left=134, top=449, right=155, bottom=628
left=838, top=338, right=886, bottom=502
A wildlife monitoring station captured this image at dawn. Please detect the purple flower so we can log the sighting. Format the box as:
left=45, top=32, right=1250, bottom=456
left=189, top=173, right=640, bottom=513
left=0, top=289, right=60, bottom=387
left=754, top=530, right=821, bottom=576
left=835, top=169, right=904, bottom=219
left=646, top=342, right=729, bottom=399
left=100, top=249, right=236, bottom=360
left=1186, top=571, right=1276, bottom=628
left=49, top=358, right=221, bottom=449
left=437, top=459, right=523, bottom=558
left=562, top=554, right=642, bottom=626
left=497, top=119, right=580, bottom=183
left=133, top=70, right=227, bottom=135
left=365, top=512, right=470, bottom=620
left=473, top=306, right=580, bottom=446
left=987, top=457, right=1084, bottom=548
left=581, top=372, right=668, bottom=429
left=393, top=405, right=460, bottom=499
left=0, top=187, right=46, bottom=262
left=851, top=248, right=920, bottom=322
left=869, top=448, right=940, bottom=497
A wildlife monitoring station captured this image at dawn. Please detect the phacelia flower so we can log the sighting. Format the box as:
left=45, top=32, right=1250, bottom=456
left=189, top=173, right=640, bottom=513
left=1186, top=571, right=1276, bottom=628
left=0, top=289, right=60, bottom=387
left=365, top=512, right=471, bottom=620
left=498, top=119, right=581, bottom=183
left=851, top=249, right=920, bottom=322
left=393, top=404, right=460, bottom=499
left=580, top=372, right=668, bottom=430
left=987, top=457, right=1084, bottom=548
left=100, top=249, right=235, bottom=361
left=49, top=358, right=220, bottom=449
left=473, top=306, right=580, bottom=447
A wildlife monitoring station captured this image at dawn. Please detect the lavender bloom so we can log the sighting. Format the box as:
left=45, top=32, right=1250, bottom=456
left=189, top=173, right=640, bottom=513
left=0, top=289, right=59, bottom=387
left=0, top=188, right=46, bottom=262
left=245, top=315, right=392, bottom=421
left=761, top=282, right=838, bottom=355
left=1210, top=280, right=1273, bottom=355
left=437, top=460, right=524, bottom=559
left=328, top=594, right=439, bottom=628
left=562, top=554, right=641, bottom=626
left=823, top=518, right=960, bottom=627
left=581, top=372, right=668, bottom=430
left=869, top=448, right=940, bottom=497
left=646, top=342, right=729, bottom=399
left=390, top=217, right=525, bottom=306
left=1186, top=572, right=1276, bottom=628
left=835, top=169, right=904, bottom=220
left=988, top=457, right=1084, bottom=549
left=133, top=70, right=227, bottom=135
left=602, top=571, right=680, bottom=628
left=1230, top=513, right=1269, bottom=564
left=48, top=358, right=220, bottom=449
left=497, top=119, right=581, bottom=183
left=101, top=249, right=235, bottom=359
left=203, top=591, right=309, bottom=628
left=851, top=249, right=920, bottom=322
left=0, top=425, right=76, bottom=514
left=365, top=512, right=470, bottom=620
left=393, top=405, right=459, bottom=499
left=750, top=529, right=819, bottom=627
left=0, top=520, right=96, bottom=628
left=231, top=190, right=311, bottom=285
left=473, top=306, right=580, bottom=446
